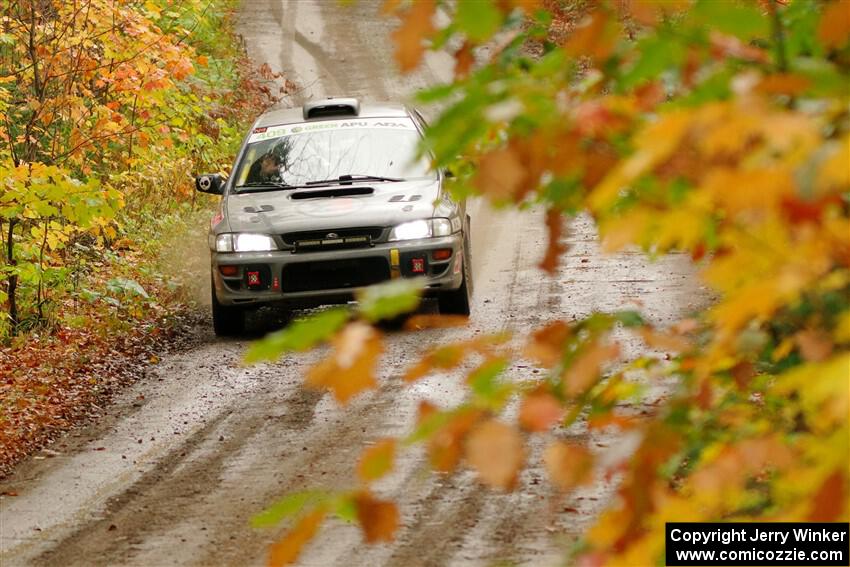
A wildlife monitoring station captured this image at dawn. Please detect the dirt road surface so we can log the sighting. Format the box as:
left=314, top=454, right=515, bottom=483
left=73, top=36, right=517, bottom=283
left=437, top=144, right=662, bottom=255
left=0, top=2, right=707, bottom=566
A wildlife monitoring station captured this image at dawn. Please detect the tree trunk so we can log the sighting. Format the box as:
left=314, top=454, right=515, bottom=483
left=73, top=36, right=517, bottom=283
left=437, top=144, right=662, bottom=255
left=6, top=218, right=19, bottom=335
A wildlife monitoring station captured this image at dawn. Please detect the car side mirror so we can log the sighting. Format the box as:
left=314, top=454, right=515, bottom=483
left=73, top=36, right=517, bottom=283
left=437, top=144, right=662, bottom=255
left=196, top=173, right=225, bottom=195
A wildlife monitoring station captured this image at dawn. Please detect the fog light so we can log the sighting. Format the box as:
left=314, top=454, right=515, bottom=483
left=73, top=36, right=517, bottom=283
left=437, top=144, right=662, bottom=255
left=246, top=271, right=262, bottom=288
left=219, top=265, right=239, bottom=277
left=433, top=248, right=452, bottom=261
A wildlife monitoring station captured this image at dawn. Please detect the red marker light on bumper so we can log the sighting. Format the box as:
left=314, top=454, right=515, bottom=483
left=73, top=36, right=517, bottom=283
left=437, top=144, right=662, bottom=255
left=219, top=265, right=239, bottom=277
left=433, top=248, right=452, bottom=261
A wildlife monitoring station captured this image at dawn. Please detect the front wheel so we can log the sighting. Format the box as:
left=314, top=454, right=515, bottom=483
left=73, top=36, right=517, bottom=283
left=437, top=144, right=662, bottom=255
left=438, top=232, right=472, bottom=316
left=211, top=285, right=245, bottom=337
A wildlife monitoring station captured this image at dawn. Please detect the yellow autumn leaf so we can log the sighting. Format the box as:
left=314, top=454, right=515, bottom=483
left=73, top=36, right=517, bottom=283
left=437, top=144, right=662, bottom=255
left=357, top=439, right=396, bottom=484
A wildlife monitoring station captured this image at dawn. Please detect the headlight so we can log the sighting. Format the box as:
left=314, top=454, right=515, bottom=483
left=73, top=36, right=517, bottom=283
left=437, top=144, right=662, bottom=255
left=214, top=233, right=278, bottom=252
left=389, top=218, right=453, bottom=241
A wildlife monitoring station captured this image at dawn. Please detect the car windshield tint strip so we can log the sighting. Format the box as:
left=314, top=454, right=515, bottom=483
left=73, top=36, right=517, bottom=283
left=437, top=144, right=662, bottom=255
left=248, top=117, right=417, bottom=143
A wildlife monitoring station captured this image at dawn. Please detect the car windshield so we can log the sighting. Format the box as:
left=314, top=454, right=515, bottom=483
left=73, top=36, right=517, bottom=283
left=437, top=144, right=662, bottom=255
left=232, top=117, right=434, bottom=189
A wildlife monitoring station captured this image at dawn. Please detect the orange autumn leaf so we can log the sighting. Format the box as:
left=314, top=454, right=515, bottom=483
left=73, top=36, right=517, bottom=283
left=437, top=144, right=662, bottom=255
left=518, top=391, right=564, bottom=432
left=525, top=320, right=571, bottom=367
left=818, top=0, right=850, bottom=49
left=381, top=0, right=401, bottom=16
left=543, top=441, right=594, bottom=491
left=587, top=413, right=638, bottom=431
left=454, top=40, right=475, bottom=79
left=506, top=0, right=543, bottom=14
left=305, top=322, right=383, bottom=404
left=756, top=73, right=811, bottom=96
left=473, top=147, right=528, bottom=201
left=539, top=209, right=568, bottom=275
left=267, top=507, right=327, bottom=567
left=404, top=334, right=510, bottom=382
left=416, top=400, right=439, bottom=426
left=563, top=340, right=620, bottom=398
left=563, top=10, right=618, bottom=61
left=403, top=343, right=467, bottom=382
left=354, top=491, right=400, bottom=543
left=794, top=329, right=833, bottom=362
left=639, top=326, right=691, bottom=353
left=390, top=0, right=436, bottom=73
left=691, top=436, right=795, bottom=494
left=465, top=420, right=525, bottom=490
left=807, top=468, right=847, bottom=522
left=357, top=439, right=397, bottom=484
left=709, top=31, right=769, bottom=63
left=428, top=408, right=483, bottom=472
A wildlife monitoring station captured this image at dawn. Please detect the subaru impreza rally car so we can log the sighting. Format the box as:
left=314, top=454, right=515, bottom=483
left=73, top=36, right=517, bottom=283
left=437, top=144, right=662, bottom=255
left=196, top=98, right=472, bottom=336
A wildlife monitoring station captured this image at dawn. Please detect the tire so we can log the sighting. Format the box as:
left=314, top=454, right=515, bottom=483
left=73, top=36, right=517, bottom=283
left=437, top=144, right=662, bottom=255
left=211, top=284, right=245, bottom=337
left=438, top=226, right=472, bottom=316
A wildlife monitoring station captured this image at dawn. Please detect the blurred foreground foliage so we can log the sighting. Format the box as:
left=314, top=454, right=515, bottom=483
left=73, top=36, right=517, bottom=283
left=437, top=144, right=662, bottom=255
left=254, top=0, right=849, bottom=565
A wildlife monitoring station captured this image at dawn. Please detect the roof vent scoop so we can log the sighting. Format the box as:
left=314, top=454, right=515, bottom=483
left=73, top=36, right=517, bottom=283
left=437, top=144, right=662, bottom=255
left=303, top=97, right=360, bottom=119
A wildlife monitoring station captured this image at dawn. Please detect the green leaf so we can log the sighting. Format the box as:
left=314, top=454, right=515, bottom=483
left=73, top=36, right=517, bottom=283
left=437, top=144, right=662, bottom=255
left=619, top=34, right=685, bottom=91
left=613, top=310, right=646, bottom=328
left=107, top=277, right=149, bottom=298
left=244, top=307, right=350, bottom=363
left=455, top=0, right=503, bottom=42
left=469, top=357, right=507, bottom=396
left=356, top=278, right=423, bottom=323
left=405, top=408, right=455, bottom=445
left=251, top=490, right=330, bottom=528
left=469, top=357, right=513, bottom=409
left=691, top=0, right=769, bottom=39
left=332, top=494, right=358, bottom=523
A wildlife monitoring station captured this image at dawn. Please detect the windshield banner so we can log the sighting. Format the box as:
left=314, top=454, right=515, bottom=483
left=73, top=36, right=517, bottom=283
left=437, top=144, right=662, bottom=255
left=249, top=117, right=417, bottom=143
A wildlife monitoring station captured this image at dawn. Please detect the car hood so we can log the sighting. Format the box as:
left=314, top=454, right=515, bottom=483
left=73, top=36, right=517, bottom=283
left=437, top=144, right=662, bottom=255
left=223, top=178, right=442, bottom=234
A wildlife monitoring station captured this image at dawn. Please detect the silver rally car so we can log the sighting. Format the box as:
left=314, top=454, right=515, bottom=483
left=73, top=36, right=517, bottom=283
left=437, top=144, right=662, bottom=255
left=196, top=97, right=472, bottom=336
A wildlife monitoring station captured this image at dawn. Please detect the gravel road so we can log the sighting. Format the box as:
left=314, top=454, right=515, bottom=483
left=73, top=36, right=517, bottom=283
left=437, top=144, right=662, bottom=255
left=0, top=2, right=707, bottom=565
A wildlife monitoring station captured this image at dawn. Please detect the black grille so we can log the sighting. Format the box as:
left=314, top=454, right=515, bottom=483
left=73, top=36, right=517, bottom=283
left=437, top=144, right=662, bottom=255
left=282, top=257, right=390, bottom=292
left=281, top=227, right=384, bottom=246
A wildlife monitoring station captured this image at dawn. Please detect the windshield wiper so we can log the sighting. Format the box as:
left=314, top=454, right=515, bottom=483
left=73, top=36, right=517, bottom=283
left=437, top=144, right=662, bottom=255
left=304, top=174, right=403, bottom=186
left=234, top=181, right=294, bottom=192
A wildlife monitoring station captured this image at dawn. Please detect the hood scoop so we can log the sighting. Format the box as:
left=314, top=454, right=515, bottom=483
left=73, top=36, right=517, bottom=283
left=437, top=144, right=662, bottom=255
left=290, top=187, right=374, bottom=200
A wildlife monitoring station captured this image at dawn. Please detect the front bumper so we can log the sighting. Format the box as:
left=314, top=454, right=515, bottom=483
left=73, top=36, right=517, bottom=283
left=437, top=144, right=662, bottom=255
left=211, top=234, right=465, bottom=307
